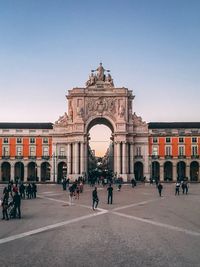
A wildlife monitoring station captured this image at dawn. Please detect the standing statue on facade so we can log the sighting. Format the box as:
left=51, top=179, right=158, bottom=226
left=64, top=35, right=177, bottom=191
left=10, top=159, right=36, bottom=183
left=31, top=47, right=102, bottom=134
left=95, top=62, right=106, bottom=81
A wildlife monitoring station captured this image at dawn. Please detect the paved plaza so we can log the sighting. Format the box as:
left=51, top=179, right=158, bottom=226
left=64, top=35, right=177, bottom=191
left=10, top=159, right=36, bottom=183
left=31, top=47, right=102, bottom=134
left=0, top=183, right=200, bottom=267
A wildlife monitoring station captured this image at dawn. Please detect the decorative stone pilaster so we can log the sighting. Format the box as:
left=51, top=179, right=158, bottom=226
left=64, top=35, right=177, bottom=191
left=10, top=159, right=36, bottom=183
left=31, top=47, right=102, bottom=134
left=11, top=164, right=15, bottom=180
left=37, top=165, right=41, bottom=182
left=74, top=142, right=79, bottom=174
left=186, top=165, right=190, bottom=180
left=80, top=142, right=85, bottom=175
left=130, top=143, right=134, bottom=174
left=67, top=143, right=72, bottom=175
left=24, top=165, right=28, bottom=182
left=173, top=164, right=177, bottom=181
left=160, top=165, right=164, bottom=181
left=122, top=142, right=127, bottom=174
left=116, top=142, right=121, bottom=175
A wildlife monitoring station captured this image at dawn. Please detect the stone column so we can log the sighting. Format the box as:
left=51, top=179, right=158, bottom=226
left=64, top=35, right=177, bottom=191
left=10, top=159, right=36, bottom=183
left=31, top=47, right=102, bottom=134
left=173, top=164, right=177, bottom=182
left=37, top=164, right=41, bottom=182
left=186, top=164, right=190, bottom=180
left=24, top=165, right=28, bottom=182
left=67, top=143, right=72, bottom=175
left=85, top=142, right=88, bottom=180
left=116, top=142, right=121, bottom=175
left=80, top=142, right=85, bottom=175
left=11, top=164, right=15, bottom=180
left=51, top=144, right=57, bottom=182
left=74, top=142, right=79, bottom=174
left=130, top=143, right=134, bottom=174
left=160, top=165, right=164, bottom=181
left=122, top=142, right=127, bottom=174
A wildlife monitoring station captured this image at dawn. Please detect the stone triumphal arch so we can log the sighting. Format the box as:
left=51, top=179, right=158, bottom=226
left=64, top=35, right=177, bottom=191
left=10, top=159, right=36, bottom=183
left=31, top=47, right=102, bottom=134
left=53, top=63, right=149, bottom=182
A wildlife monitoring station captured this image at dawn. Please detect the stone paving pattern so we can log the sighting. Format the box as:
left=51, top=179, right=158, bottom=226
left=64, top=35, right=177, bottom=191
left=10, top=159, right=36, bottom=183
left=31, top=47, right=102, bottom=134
left=0, top=183, right=200, bottom=267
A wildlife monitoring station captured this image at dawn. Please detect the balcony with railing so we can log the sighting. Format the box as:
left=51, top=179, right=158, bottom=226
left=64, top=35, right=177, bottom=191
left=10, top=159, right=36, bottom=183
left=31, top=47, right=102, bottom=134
left=178, top=155, right=186, bottom=159
left=134, top=155, right=143, bottom=159
left=29, top=156, right=36, bottom=160
left=191, top=155, right=199, bottom=159
left=42, top=155, right=50, bottom=160
left=15, top=155, right=23, bottom=159
left=2, top=155, right=10, bottom=160
left=58, top=155, right=67, bottom=159
left=165, top=155, right=173, bottom=159
left=151, top=155, right=160, bottom=160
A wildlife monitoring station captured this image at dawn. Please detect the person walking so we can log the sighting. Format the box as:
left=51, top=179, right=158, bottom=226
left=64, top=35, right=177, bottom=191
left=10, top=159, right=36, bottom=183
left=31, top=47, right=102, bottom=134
left=2, top=187, right=9, bottom=220
left=157, top=182, right=163, bottom=197
left=92, top=187, right=99, bottom=210
left=107, top=184, right=113, bottom=204
left=13, top=191, right=21, bottom=219
left=32, top=183, right=37, bottom=198
left=69, top=185, right=74, bottom=205
left=175, top=182, right=180, bottom=195
left=19, top=183, right=25, bottom=199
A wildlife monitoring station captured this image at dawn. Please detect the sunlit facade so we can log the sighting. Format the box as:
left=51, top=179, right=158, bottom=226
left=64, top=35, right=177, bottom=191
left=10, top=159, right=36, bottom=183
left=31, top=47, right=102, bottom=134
left=0, top=65, right=199, bottom=183
left=0, top=122, right=199, bottom=183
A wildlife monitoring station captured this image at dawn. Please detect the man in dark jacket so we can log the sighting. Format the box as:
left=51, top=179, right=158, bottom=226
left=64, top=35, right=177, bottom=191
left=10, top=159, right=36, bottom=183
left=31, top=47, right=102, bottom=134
left=2, top=187, right=9, bottom=220
left=107, top=184, right=113, bottom=204
left=13, top=191, right=21, bottom=219
left=92, top=187, right=99, bottom=210
left=157, top=182, right=163, bottom=197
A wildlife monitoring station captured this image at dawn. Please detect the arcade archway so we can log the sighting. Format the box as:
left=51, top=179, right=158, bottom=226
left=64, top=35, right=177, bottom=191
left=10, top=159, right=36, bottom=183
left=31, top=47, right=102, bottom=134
left=190, top=161, right=199, bottom=181
left=152, top=161, right=160, bottom=181
left=41, top=162, right=51, bottom=182
left=177, top=161, right=186, bottom=181
left=57, top=162, right=67, bottom=183
left=1, top=162, right=11, bottom=181
left=164, top=161, right=173, bottom=181
left=134, top=162, right=144, bottom=181
left=14, top=162, right=24, bottom=181
left=28, top=162, right=37, bottom=181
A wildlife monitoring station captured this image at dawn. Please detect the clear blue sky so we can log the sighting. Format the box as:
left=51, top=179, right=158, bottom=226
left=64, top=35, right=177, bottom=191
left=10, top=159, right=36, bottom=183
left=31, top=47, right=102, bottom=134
left=0, top=0, right=200, bottom=155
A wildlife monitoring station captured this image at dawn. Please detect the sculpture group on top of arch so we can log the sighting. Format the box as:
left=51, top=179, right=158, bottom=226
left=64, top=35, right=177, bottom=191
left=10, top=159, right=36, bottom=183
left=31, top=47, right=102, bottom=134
left=86, top=62, right=114, bottom=87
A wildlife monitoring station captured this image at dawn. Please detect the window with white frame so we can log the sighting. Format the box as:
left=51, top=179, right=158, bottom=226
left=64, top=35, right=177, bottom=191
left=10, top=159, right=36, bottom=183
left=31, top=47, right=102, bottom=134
left=30, top=138, right=35, bottom=144
left=43, top=146, right=49, bottom=156
left=179, top=137, right=184, bottom=143
left=165, top=146, right=171, bottom=156
left=30, top=146, right=36, bottom=156
left=178, top=146, right=184, bottom=156
left=16, top=137, right=22, bottom=144
left=43, top=138, right=48, bottom=144
left=16, top=146, right=23, bottom=156
left=59, top=147, right=65, bottom=156
left=192, top=145, right=198, bottom=156
left=2, top=146, right=9, bottom=156
left=192, top=137, right=197, bottom=143
left=153, top=137, right=158, bottom=143
left=166, top=137, right=171, bottom=143
left=152, top=146, right=158, bottom=156
left=3, top=138, right=9, bottom=144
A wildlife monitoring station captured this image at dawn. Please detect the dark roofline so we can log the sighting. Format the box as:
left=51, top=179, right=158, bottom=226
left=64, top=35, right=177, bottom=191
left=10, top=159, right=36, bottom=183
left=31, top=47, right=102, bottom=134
left=0, top=122, right=53, bottom=129
left=148, top=122, right=200, bottom=129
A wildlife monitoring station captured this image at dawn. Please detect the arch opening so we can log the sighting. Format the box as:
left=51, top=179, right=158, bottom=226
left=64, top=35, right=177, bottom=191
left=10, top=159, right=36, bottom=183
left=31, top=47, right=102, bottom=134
left=88, top=119, right=114, bottom=184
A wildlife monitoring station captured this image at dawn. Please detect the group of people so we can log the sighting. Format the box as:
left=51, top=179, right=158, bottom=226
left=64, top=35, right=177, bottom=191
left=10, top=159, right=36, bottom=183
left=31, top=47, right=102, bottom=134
left=67, top=179, right=84, bottom=205
left=1, top=180, right=37, bottom=220
left=156, top=180, right=189, bottom=197
left=175, top=181, right=189, bottom=195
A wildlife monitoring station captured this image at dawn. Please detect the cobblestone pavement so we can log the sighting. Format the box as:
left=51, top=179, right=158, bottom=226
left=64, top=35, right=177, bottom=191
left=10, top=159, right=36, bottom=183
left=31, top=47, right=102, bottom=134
left=0, top=183, right=200, bottom=267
